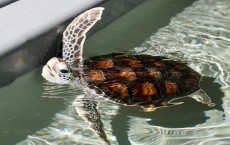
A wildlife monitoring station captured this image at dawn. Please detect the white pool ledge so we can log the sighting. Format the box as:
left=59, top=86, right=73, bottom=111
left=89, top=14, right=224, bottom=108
left=0, top=0, right=104, bottom=56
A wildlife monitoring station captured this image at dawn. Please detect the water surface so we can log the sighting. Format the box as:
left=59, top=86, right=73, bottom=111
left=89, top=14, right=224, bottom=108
left=0, top=0, right=229, bottom=144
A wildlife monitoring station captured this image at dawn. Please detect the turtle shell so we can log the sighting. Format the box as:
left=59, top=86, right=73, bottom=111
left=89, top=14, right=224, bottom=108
left=81, top=54, right=201, bottom=108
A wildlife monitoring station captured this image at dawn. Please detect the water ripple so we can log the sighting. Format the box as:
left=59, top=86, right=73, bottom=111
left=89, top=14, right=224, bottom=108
left=17, top=0, right=230, bottom=144
left=134, top=0, right=230, bottom=89
left=131, top=0, right=230, bottom=144
left=41, top=82, right=79, bottom=99
left=18, top=83, right=119, bottom=145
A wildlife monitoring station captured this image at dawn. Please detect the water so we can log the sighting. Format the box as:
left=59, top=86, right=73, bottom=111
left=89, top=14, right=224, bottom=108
left=133, top=0, right=230, bottom=144
left=1, top=0, right=230, bottom=144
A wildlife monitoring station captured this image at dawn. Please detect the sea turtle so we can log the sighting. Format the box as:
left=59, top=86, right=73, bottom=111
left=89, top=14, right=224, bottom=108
left=41, top=7, right=215, bottom=144
left=42, top=7, right=214, bottom=112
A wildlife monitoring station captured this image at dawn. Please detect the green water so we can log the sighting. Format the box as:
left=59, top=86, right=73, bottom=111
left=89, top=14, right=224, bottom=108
left=0, top=69, right=223, bottom=145
left=84, top=0, right=197, bottom=57
left=0, top=69, right=65, bottom=144
left=1, top=0, right=229, bottom=144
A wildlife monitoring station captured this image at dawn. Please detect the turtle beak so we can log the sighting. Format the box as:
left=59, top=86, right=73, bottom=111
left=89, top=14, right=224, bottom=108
left=41, top=57, right=59, bottom=83
left=44, top=57, right=59, bottom=75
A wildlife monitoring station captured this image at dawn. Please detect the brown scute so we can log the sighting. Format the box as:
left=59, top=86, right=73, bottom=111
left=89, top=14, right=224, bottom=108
left=135, top=71, right=148, bottom=78
left=164, top=81, right=178, bottom=94
left=91, top=59, right=113, bottom=69
left=115, top=58, right=142, bottom=67
left=106, top=83, right=129, bottom=98
left=133, top=82, right=156, bottom=96
left=103, top=70, right=120, bottom=80
left=185, top=78, right=196, bottom=88
left=142, top=82, right=156, bottom=96
left=151, top=61, right=165, bottom=67
left=127, top=59, right=142, bottom=67
left=170, top=70, right=182, bottom=78
left=82, top=54, right=201, bottom=107
left=148, top=69, right=162, bottom=78
left=87, top=70, right=105, bottom=82
left=174, top=63, right=187, bottom=70
left=119, top=68, right=136, bottom=81
left=134, top=68, right=160, bottom=79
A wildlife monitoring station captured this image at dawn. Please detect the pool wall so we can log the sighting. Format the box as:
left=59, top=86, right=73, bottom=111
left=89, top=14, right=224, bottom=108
left=0, top=0, right=145, bottom=87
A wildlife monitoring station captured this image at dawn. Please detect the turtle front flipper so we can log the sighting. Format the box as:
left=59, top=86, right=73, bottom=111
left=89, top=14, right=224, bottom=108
left=62, top=7, right=104, bottom=70
left=190, top=90, right=215, bottom=107
left=73, top=95, right=111, bottom=145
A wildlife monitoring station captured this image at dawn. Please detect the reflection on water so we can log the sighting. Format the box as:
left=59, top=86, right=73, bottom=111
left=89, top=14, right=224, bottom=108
left=18, top=0, right=230, bottom=144
left=133, top=0, right=230, bottom=144
left=18, top=83, right=118, bottom=145
left=134, top=0, right=230, bottom=89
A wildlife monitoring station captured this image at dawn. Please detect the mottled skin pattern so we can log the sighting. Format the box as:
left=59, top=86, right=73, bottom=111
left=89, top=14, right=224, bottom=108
left=81, top=54, right=201, bottom=107
left=62, top=8, right=104, bottom=69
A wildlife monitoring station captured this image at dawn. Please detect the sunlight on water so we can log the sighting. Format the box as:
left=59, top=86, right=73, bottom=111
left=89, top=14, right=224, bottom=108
left=18, top=0, right=230, bottom=144
left=134, top=0, right=230, bottom=89
left=18, top=82, right=119, bottom=145
left=42, top=82, right=79, bottom=98
left=132, top=0, right=230, bottom=144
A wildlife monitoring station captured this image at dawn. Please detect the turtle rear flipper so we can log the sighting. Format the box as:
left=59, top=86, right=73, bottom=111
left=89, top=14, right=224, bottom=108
left=140, top=89, right=215, bottom=112
left=140, top=101, right=184, bottom=112
left=190, top=90, right=215, bottom=107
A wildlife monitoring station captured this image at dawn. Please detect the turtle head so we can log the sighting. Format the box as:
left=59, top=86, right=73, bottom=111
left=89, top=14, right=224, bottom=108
left=42, top=57, right=75, bottom=84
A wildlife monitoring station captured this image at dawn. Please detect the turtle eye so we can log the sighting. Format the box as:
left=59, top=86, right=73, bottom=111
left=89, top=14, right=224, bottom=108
left=60, top=69, right=68, bottom=73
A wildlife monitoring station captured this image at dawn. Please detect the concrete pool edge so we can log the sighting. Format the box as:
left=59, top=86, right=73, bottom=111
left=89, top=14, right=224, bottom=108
left=0, top=0, right=146, bottom=87
left=0, top=0, right=104, bottom=86
left=0, top=0, right=106, bottom=57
